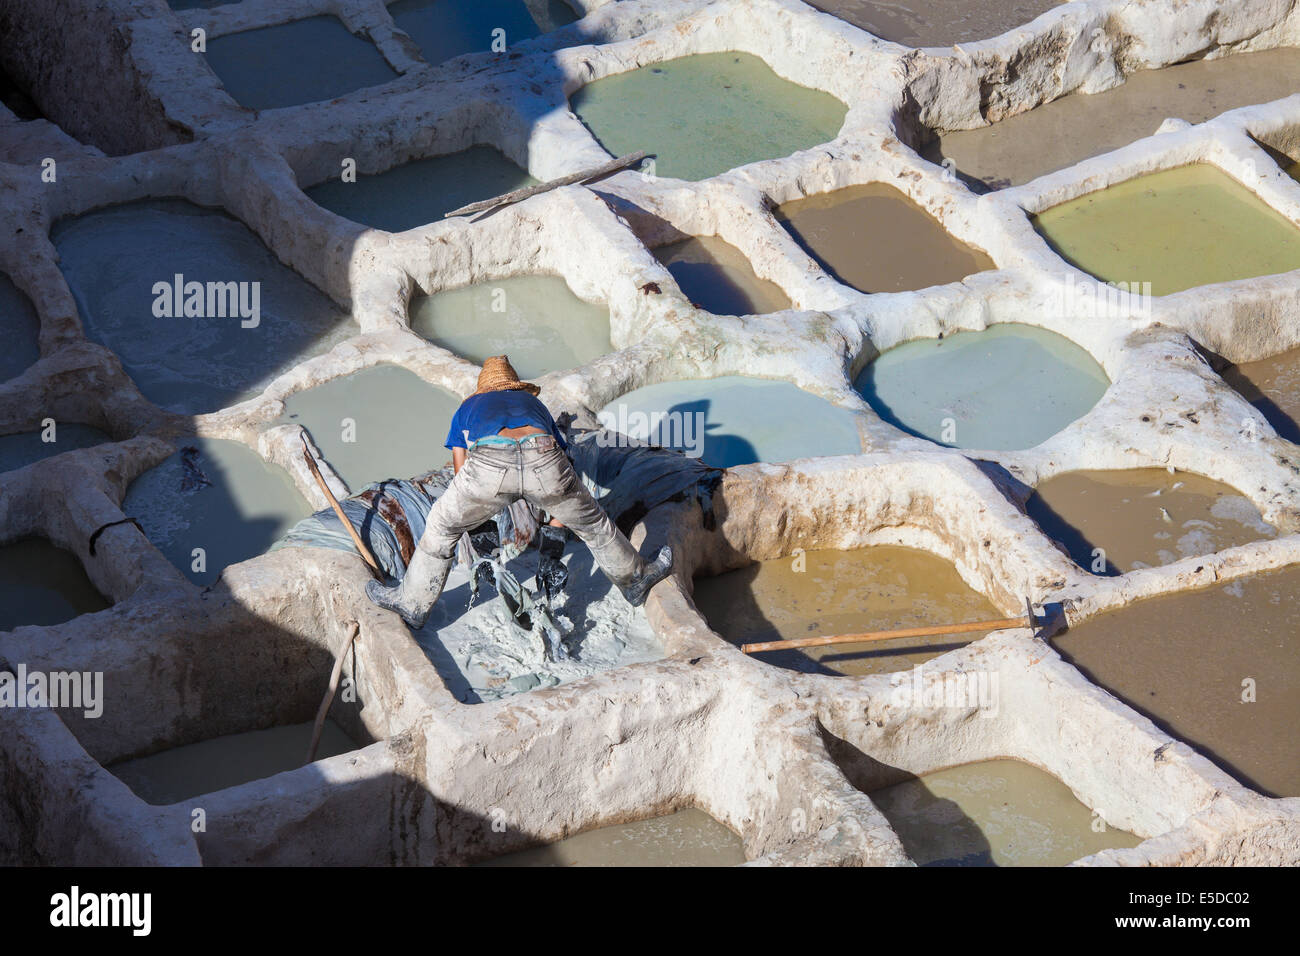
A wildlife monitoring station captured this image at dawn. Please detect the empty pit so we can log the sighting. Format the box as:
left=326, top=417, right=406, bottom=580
left=925, top=47, right=1300, bottom=189
left=0, top=424, right=111, bottom=473
left=1055, top=566, right=1300, bottom=798
left=477, top=808, right=746, bottom=866
left=652, top=235, right=792, bottom=316
left=808, top=0, right=1062, bottom=48
left=600, top=376, right=863, bottom=468
left=867, top=759, right=1143, bottom=866
left=409, top=275, right=610, bottom=378
left=1025, top=469, right=1276, bottom=575
left=204, top=15, right=398, bottom=111
left=305, top=146, right=537, bottom=231
left=1032, top=164, right=1300, bottom=297
left=691, top=545, right=999, bottom=676
left=569, top=52, right=847, bottom=182
left=390, top=0, right=579, bottom=67
left=122, top=437, right=310, bottom=587
left=1221, top=347, right=1300, bottom=444
left=277, top=364, right=461, bottom=492
left=52, top=199, right=357, bottom=415
left=775, top=183, right=994, bottom=294
left=0, top=537, right=109, bottom=631
left=0, top=272, right=40, bottom=381
left=855, top=324, right=1109, bottom=450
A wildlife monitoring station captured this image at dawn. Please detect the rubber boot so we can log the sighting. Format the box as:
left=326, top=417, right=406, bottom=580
left=365, top=548, right=454, bottom=630
left=537, top=524, right=569, bottom=605
left=619, top=545, right=674, bottom=608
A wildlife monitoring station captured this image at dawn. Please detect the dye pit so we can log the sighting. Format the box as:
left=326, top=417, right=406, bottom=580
left=0, top=273, right=39, bottom=381
left=1221, top=347, right=1300, bottom=444
left=409, top=275, right=611, bottom=379
left=0, top=537, right=109, bottom=631
left=52, top=199, right=356, bottom=415
left=653, top=235, right=792, bottom=315
left=569, top=52, right=847, bottom=182
left=808, top=0, right=1062, bottom=48
left=1025, top=470, right=1276, bottom=574
left=1033, top=164, right=1300, bottom=296
left=692, top=545, right=998, bottom=676
left=389, top=0, right=579, bottom=67
left=477, top=809, right=745, bottom=867
left=868, top=760, right=1142, bottom=866
left=856, top=324, right=1109, bottom=450
left=306, top=146, right=537, bottom=231
left=0, top=424, right=109, bottom=473
left=776, top=183, right=994, bottom=294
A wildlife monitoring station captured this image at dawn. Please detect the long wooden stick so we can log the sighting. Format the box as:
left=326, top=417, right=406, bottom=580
left=307, top=621, right=360, bottom=765
left=740, top=615, right=1032, bottom=655
left=300, top=435, right=382, bottom=577
left=443, top=150, right=648, bottom=218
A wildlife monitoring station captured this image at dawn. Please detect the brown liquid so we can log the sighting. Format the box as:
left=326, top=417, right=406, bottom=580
left=653, top=235, right=792, bottom=316
left=1026, top=469, right=1275, bottom=574
left=692, top=545, right=999, bottom=676
left=807, top=0, right=1063, bottom=48
left=926, top=48, right=1300, bottom=189
left=1054, top=567, right=1300, bottom=797
left=775, top=183, right=994, bottom=294
left=1221, top=347, right=1300, bottom=445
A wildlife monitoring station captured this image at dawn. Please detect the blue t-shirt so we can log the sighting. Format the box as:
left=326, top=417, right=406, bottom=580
left=445, top=390, right=567, bottom=450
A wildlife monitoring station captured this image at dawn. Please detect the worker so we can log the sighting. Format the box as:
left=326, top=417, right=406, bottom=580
left=366, top=355, right=674, bottom=629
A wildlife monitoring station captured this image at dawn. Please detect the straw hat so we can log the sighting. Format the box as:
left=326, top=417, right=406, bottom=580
left=473, top=355, right=541, bottom=396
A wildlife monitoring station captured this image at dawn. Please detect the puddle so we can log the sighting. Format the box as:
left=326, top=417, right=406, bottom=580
left=1033, top=165, right=1300, bottom=296
left=306, top=146, right=537, bottom=231
left=692, top=545, right=999, bottom=676
left=652, top=235, right=792, bottom=315
left=808, top=0, right=1062, bottom=48
left=416, top=540, right=663, bottom=704
left=775, top=183, right=994, bottom=294
left=122, top=437, right=310, bottom=587
left=409, top=274, right=610, bottom=378
left=600, top=376, right=863, bottom=468
left=569, top=52, right=847, bottom=182
left=477, top=808, right=745, bottom=866
left=277, top=364, right=461, bottom=491
left=52, top=199, right=357, bottom=415
left=869, top=759, right=1143, bottom=866
left=0, top=273, right=40, bottom=381
left=1055, top=566, right=1300, bottom=798
left=0, top=538, right=110, bottom=631
left=108, top=719, right=358, bottom=806
left=205, top=15, right=397, bottom=111
left=1221, top=347, right=1300, bottom=444
left=0, top=424, right=111, bottom=473
left=926, top=48, right=1300, bottom=189
left=856, top=323, right=1109, bottom=450
left=1026, top=469, right=1276, bottom=574
left=390, top=0, right=578, bottom=66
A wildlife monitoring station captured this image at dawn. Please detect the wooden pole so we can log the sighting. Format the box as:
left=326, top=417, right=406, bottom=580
left=300, top=435, right=382, bottom=578
left=307, top=621, right=359, bottom=765
left=443, top=150, right=649, bottom=218
left=739, top=615, right=1032, bottom=655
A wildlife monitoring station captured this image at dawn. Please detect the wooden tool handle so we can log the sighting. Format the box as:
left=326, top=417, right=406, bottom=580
left=300, top=436, right=382, bottom=577
left=443, top=150, right=649, bottom=218
left=740, top=615, right=1032, bottom=654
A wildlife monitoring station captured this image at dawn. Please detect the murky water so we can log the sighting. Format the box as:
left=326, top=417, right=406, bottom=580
left=869, top=759, right=1143, bottom=866
left=306, top=146, right=538, bottom=231
left=692, top=545, right=999, bottom=676
left=855, top=323, right=1109, bottom=450
left=776, top=183, right=994, bottom=294
left=1026, top=470, right=1276, bottom=574
left=1221, top=347, right=1300, bottom=444
left=0, top=424, right=111, bottom=473
left=478, top=808, right=745, bottom=866
left=653, top=235, right=792, bottom=315
left=123, top=437, right=310, bottom=587
left=0, top=538, right=110, bottom=631
left=808, top=0, right=1062, bottom=48
left=1034, top=164, right=1300, bottom=296
left=0, top=273, right=40, bottom=381
left=1055, top=567, right=1300, bottom=798
left=409, top=274, right=610, bottom=379
left=277, top=364, right=461, bottom=491
left=53, top=199, right=357, bottom=415
left=108, top=719, right=358, bottom=806
left=927, top=48, right=1300, bottom=189
left=601, top=376, right=863, bottom=468
left=390, top=0, right=578, bottom=66
left=570, top=52, right=847, bottom=182
left=205, top=15, right=397, bottom=111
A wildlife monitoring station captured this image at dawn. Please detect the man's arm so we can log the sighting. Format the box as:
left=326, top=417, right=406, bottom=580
left=452, top=447, right=466, bottom=474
